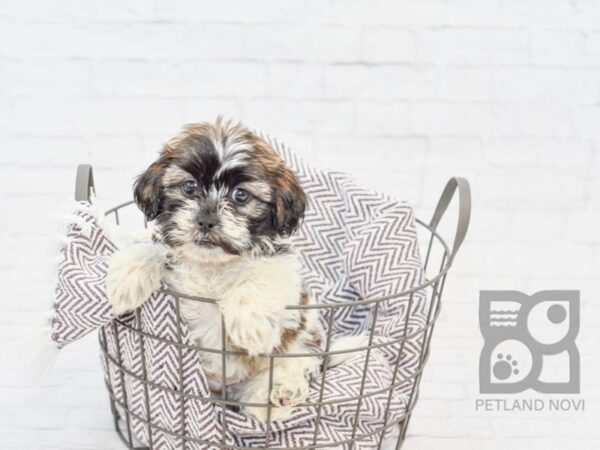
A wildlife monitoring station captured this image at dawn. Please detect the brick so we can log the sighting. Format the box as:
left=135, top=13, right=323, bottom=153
left=0, top=0, right=90, bottom=19
left=247, top=24, right=361, bottom=61
left=180, top=61, right=267, bottom=96
left=142, top=134, right=177, bottom=156
left=500, top=0, right=589, bottom=28
left=0, top=60, right=92, bottom=96
left=590, top=176, right=600, bottom=209
left=427, top=137, right=484, bottom=166
left=313, top=135, right=427, bottom=198
left=4, top=137, right=87, bottom=167
left=355, top=101, right=411, bottom=135
left=414, top=399, right=452, bottom=418
left=13, top=98, right=82, bottom=135
left=325, top=0, right=449, bottom=26
left=440, top=67, right=495, bottom=101
left=315, top=136, right=427, bottom=174
left=409, top=415, right=491, bottom=438
left=573, top=104, right=600, bottom=138
left=14, top=98, right=185, bottom=135
left=503, top=211, right=568, bottom=243
left=419, top=382, right=468, bottom=400
left=91, top=23, right=187, bottom=59
left=0, top=166, right=74, bottom=196
left=320, top=1, right=385, bottom=26
left=266, top=63, right=323, bottom=98
left=531, top=30, right=588, bottom=65
left=486, top=138, right=592, bottom=167
left=418, top=28, right=528, bottom=64
left=324, top=64, right=438, bottom=99
left=490, top=418, right=564, bottom=438
left=517, top=104, right=575, bottom=137
left=478, top=439, right=596, bottom=450
left=244, top=100, right=354, bottom=135
left=50, top=369, right=107, bottom=389
left=427, top=362, right=474, bottom=382
left=89, top=135, right=145, bottom=169
left=0, top=429, right=40, bottom=449
left=39, top=428, right=124, bottom=450
left=446, top=0, right=504, bottom=27
left=479, top=242, right=595, bottom=279
left=93, top=0, right=156, bottom=20
left=483, top=166, right=587, bottom=210
left=256, top=131, right=316, bottom=159
left=253, top=0, right=327, bottom=22
left=0, top=98, right=11, bottom=129
left=494, top=68, right=600, bottom=102
left=0, top=21, right=90, bottom=59
left=0, top=269, right=51, bottom=301
left=185, top=99, right=242, bottom=123
left=91, top=167, right=142, bottom=205
left=0, top=237, right=58, bottom=278
left=93, top=60, right=185, bottom=96
left=66, top=407, right=115, bottom=430
left=577, top=0, right=600, bottom=27
left=360, top=28, right=416, bottom=62
left=587, top=30, right=600, bottom=60
left=412, top=102, right=520, bottom=136
left=0, top=407, right=66, bottom=429
left=566, top=211, right=600, bottom=244
left=153, top=0, right=272, bottom=22
left=185, top=23, right=248, bottom=59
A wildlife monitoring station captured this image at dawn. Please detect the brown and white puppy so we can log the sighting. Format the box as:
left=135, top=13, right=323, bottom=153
left=106, top=118, right=324, bottom=420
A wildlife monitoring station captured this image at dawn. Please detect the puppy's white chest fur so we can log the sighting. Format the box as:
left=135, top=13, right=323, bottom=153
left=165, top=261, right=224, bottom=346
left=164, top=247, right=305, bottom=384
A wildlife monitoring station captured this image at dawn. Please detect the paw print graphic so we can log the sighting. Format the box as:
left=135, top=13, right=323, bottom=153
left=493, top=353, right=519, bottom=381
left=480, top=291, right=580, bottom=394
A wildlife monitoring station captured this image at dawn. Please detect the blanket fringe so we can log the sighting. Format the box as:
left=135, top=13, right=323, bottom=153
left=17, top=312, right=60, bottom=383
left=20, top=197, right=108, bottom=383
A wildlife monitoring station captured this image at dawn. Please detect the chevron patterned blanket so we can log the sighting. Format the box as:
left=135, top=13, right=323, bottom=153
left=52, top=140, right=428, bottom=449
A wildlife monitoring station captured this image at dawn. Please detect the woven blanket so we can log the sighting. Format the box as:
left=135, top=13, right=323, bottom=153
left=51, top=139, right=428, bottom=450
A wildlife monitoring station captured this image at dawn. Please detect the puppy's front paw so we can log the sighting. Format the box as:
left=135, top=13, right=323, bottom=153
left=106, top=243, right=167, bottom=315
left=270, top=377, right=309, bottom=408
left=224, top=310, right=281, bottom=356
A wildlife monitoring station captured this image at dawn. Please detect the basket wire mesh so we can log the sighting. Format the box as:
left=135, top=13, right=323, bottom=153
left=75, top=164, right=470, bottom=450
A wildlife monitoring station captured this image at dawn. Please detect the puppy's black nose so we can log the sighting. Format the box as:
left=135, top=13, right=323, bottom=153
left=197, top=213, right=219, bottom=233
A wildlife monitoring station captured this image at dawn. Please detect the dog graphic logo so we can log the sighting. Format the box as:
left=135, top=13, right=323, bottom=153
left=479, top=290, right=580, bottom=394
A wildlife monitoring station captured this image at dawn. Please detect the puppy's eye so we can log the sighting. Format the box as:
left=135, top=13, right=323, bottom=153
left=181, top=180, right=197, bottom=196
left=231, top=187, right=250, bottom=205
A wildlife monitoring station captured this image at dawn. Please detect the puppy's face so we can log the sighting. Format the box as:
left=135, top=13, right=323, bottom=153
left=134, top=119, right=306, bottom=262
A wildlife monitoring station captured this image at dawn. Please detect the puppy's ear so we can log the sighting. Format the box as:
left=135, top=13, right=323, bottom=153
left=133, top=159, right=167, bottom=221
left=271, top=165, right=306, bottom=235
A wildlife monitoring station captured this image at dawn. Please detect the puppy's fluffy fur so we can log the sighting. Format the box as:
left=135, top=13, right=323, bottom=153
left=107, top=119, right=325, bottom=420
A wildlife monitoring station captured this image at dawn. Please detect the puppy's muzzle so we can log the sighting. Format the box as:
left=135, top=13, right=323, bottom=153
left=197, top=212, right=219, bottom=233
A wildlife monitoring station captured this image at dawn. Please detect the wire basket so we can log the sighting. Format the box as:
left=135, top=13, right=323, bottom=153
left=74, top=164, right=470, bottom=450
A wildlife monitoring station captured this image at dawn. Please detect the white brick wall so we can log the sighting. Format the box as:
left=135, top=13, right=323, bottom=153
left=0, top=1, right=599, bottom=449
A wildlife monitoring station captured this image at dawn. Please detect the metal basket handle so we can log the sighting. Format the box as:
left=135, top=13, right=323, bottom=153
left=75, top=164, right=95, bottom=202
left=429, top=177, right=471, bottom=262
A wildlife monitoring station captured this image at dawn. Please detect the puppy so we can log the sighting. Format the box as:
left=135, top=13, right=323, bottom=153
left=106, top=118, right=324, bottom=421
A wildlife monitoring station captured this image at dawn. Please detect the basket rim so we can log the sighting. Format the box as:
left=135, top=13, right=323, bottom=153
left=110, top=295, right=440, bottom=360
